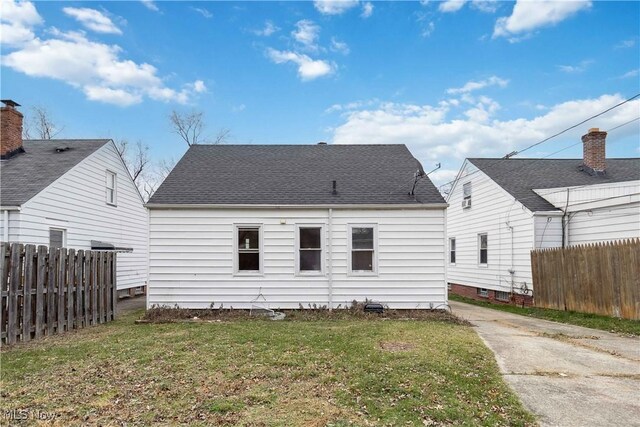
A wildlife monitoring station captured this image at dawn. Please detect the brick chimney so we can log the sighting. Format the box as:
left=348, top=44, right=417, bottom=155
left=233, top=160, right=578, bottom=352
left=581, top=127, right=606, bottom=173
left=1, top=100, right=24, bottom=160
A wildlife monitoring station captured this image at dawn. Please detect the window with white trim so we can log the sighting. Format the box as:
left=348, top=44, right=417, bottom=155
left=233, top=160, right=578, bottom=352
left=49, top=228, right=65, bottom=249
left=350, top=226, right=376, bottom=273
left=478, top=233, right=488, bottom=265
left=298, top=226, right=322, bottom=273
left=477, top=288, right=488, bottom=298
left=106, top=170, right=117, bottom=205
left=463, top=182, right=472, bottom=199
left=237, top=226, right=261, bottom=272
left=495, top=291, right=509, bottom=301
left=449, top=238, right=456, bottom=264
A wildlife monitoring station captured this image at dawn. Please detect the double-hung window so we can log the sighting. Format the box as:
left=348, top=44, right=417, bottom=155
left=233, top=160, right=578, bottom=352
left=237, top=226, right=261, bottom=273
left=463, top=182, right=472, bottom=200
left=106, top=170, right=117, bottom=205
left=478, top=233, right=488, bottom=266
left=350, top=225, right=376, bottom=273
left=449, top=238, right=456, bottom=264
left=298, top=226, right=322, bottom=273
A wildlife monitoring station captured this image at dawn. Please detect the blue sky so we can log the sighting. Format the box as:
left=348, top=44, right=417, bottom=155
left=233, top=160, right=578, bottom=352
left=1, top=0, right=639, bottom=188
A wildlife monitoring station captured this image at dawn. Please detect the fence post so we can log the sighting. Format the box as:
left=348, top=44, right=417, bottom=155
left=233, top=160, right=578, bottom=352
left=75, top=250, right=83, bottom=328
left=23, top=245, right=35, bottom=342
left=57, top=248, right=67, bottom=332
left=8, top=243, right=23, bottom=345
left=1, top=242, right=10, bottom=343
left=112, top=253, right=118, bottom=320
left=35, top=246, right=47, bottom=339
left=91, top=252, right=98, bottom=325
left=67, top=249, right=75, bottom=332
left=84, top=251, right=90, bottom=327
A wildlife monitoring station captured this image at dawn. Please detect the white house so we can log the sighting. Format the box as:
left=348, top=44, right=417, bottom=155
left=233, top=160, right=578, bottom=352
left=0, top=100, right=148, bottom=294
left=446, top=128, right=640, bottom=305
left=146, top=144, right=448, bottom=310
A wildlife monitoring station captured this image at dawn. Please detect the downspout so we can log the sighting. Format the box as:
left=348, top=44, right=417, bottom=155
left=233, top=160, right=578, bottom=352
left=561, top=188, right=570, bottom=248
left=3, top=210, right=8, bottom=242
left=327, top=208, right=333, bottom=311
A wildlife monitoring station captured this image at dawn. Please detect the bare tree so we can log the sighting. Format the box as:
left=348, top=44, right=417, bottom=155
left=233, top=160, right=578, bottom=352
left=169, top=110, right=230, bottom=146
left=23, top=106, right=64, bottom=140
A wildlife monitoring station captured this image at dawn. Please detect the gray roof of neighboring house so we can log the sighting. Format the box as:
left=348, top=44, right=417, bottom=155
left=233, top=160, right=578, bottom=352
left=468, top=158, right=640, bottom=212
left=148, top=144, right=445, bottom=206
left=0, top=139, right=110, bottom=206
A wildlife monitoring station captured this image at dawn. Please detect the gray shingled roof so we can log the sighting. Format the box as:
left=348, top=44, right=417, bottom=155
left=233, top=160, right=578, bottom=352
left=468, top=158, right=640, bottom=212
left=1, top=139, right=110, bottom=206
left=148, top=144, right=445, bottom=206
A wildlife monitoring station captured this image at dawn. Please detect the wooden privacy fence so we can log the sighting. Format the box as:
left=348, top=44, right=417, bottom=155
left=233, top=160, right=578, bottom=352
left=1, top=242, right=117, bottom=344
left=531, top=238, right=640, bottom=320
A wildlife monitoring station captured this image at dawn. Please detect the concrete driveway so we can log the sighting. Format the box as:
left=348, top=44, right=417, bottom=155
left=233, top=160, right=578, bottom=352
left=450, top=301, right=640, bottom=427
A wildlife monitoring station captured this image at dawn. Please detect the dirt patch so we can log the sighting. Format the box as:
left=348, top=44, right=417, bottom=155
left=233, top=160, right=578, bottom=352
left=141, top=303, right=470, bottom=325
left=379, top=341, right=416, bottom=352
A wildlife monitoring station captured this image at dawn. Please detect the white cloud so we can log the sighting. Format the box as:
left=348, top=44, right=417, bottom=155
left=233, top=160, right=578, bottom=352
left=494, top=0, right=591, bottom=41
left=557, top=59, right=593, bottom=74
left=2, top=28, right=204, bottom=106
left=0, top=0, right=42, bottom=46
left=232, top=104, right=246, bottom=113
left=140, top=0, right=159, bottom=12
left=314, top=0, right=360, bottom=15
left=191, top=7, right=212, bottom=19
left=421, top=21, right=435, bottom=38
left=446, top=75, right=508, bottom=94
left=330, top=37, right=350, bottom=55
left=618, top=69, right=639, bottom=79
left=253, top=20, right=279, bottom=37
left=330, top=94, right=640, bottom=187
left=291, top=20, right=320, bottom=51
left=266, top=48, right=334, bottom=81
left=361, top=2, right=374, bottom=18
left=63, top=7, right=122, bottom=35
left=439, top=0, right=467, bottom=13
left=615, top=38, right=637, bottom=49
left=470, top=0, right=499, bottom=13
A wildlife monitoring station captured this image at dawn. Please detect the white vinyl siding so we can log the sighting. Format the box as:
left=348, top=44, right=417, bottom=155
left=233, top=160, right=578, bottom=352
left=148, top=208, right=446, bottom=309
left=447, top=161, right=535, bottom=295
left=7, top=142, right=148, bottom=290
left=533, top=215, right=563, bottom=249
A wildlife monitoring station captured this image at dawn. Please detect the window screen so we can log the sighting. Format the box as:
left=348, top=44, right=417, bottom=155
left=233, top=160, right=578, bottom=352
left=299, top=227, right=321, bottom=271
left=351, top=227, right=374, bottom=271
left=238, top=227, right=260, bottom=271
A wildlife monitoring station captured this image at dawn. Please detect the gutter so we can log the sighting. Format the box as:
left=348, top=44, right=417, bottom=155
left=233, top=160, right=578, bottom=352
left=145, top=203, right=449, bottom=210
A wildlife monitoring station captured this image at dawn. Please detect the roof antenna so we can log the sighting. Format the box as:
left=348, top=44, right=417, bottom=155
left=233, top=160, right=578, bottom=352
left=411, top=163, right=440, bottom=196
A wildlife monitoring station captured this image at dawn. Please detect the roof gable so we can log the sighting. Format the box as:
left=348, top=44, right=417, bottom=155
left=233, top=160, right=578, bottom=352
left=148, top=144, right=445, bottom=206
left=0, top=139, right=110, bottom=206
left=468, top=158, right=640, bottom=212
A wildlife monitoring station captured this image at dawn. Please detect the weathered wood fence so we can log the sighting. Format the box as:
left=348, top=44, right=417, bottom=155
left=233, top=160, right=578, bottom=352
left=531, top=238, right=640, bottom=320
left=1, top=242, right=117, bottom=344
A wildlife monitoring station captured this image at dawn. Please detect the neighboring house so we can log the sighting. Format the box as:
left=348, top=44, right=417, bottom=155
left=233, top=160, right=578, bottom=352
left=146, top=144, right=448, bottom=309
left=446, top=128, right=640, bottom=305
left=0, top=100, right=148, bottom=294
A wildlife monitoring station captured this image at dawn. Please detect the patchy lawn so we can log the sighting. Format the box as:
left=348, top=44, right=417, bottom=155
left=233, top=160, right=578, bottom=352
left=450, top=294, right=640, bottom=336
left=1, top=309, right=536, bottom=426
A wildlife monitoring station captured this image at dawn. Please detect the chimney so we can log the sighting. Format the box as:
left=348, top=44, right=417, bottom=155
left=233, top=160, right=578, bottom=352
left=581, top=127, right=606, bottom=173
left=1, top=100, right=24, bottom=160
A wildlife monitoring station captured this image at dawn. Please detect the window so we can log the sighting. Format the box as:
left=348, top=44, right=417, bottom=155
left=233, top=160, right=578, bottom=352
left=449, top=238, right=456, bottom=264
left=477, top=288, right=488, bottom=298
left=106, top=170, right=117, bottom=205
left=49, top=228, right=65, bottom=249
left=237, top=226, right=261, bottom=272
left=298, top=226, right=322, bottom=273
left=463, top=182, right=472, bottom=199
left=495, top=291, right=510, bottom=301
left=350, top=226, right=376, bottom=273
left=478, top=233, right=488, bottom=265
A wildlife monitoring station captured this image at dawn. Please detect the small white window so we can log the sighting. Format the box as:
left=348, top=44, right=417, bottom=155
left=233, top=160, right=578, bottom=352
left=298, top=226, right=323, bottom=273
left=350, top=225, right=377, bottom=274
left=49, top=228, right=65, bottom=249
left=478, top=233, right=488, bottom=266
left=477, top=288, right=488, bottom=298
left=463, top=182, right=472, bottom=199
left=236, top=226, right=261, bottom=273
left=495, top=291, right=510, bottom=301
left=449, top=238, right=456, bottom=264
left=106, top=170, right=117, bottom=205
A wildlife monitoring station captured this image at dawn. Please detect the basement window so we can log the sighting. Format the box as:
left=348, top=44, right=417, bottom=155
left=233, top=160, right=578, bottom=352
left=236, top=226, right=261, bottom=273
left=495, top=291, right=510, bottom=301
left=477, top=288, right=488, bottom=298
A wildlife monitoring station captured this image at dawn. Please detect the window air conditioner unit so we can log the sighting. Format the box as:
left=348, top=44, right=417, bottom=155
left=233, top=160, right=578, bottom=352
left=462, top=199, right=472, bottom=209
